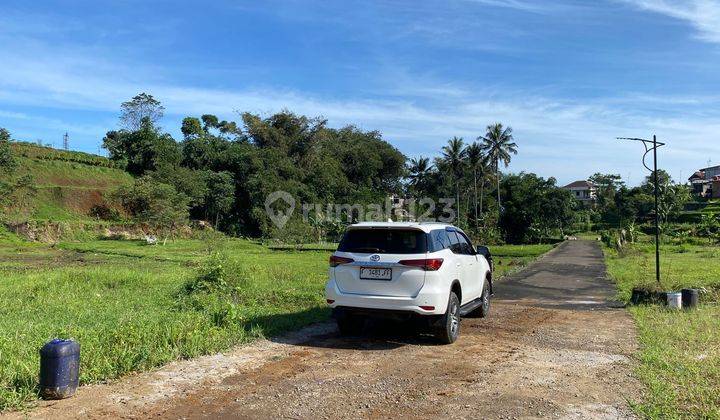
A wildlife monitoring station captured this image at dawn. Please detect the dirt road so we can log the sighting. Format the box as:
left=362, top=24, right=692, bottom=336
left=13, top=240, right=641, bottom=419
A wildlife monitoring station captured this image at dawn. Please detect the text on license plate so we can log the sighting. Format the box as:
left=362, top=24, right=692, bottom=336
left=360, top=267, right=392, bottom=280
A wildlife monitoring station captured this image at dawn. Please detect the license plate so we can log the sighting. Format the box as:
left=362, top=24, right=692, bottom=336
left=360, top=267, right=392, bottom=280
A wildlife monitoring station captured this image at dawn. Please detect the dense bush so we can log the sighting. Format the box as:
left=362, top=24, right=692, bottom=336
left=111, top=177, right=190, bottom=233
left=0, top=128, right=16, bottom=172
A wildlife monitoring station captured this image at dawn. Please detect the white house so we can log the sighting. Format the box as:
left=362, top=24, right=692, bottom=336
left=563, top=180, right=597, bottom=205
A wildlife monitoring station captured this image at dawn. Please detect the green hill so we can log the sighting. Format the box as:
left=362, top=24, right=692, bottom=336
left=7, top=142, right=133, bottom=221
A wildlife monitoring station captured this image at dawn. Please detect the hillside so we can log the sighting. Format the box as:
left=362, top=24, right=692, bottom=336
left=6, top=142, right=133, bottom=221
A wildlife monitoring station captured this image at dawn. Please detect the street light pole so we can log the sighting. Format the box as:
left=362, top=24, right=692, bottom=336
left=653, top=135, right=660, bottom=284
left=617, top=135, right=665, bottom=285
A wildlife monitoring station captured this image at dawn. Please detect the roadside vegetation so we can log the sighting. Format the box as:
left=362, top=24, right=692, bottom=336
left=3, top=92, right=580, bottom=246
left=605, top=239, right=720, bottom=418
left=0, top=231, right=552, bottom=411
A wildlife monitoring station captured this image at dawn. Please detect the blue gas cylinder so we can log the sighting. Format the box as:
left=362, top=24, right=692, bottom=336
left=39, top=339, right=80, bottom=399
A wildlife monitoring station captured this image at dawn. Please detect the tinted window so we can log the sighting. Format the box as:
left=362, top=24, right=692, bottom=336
left=455, top=232, right=474, bottom=255
left=447, top=230, right=462, bottom=254
left=429, top=229, right=451, bottom=251
left=338, top=229, right=427, bottom=254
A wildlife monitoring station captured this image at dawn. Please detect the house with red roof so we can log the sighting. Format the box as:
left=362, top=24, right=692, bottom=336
left=688, top=165, right=720, bottom=198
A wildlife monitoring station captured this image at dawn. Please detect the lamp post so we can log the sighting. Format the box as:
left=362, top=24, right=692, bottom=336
left=617, top=135, right=665, bottom=285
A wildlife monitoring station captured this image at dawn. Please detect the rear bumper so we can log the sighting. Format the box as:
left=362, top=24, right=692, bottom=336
left=325, top=278, right=448, bottom=315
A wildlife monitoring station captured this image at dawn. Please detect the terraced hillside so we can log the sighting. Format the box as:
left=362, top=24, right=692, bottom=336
left=7, top=142, right=133, bottom=221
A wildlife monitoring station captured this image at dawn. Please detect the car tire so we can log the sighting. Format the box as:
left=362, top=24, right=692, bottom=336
left=336, top=310, right=364, bottom=336
left=478, top=278, right=491, bottom=318
left=435, top=292, right=460, bottom=344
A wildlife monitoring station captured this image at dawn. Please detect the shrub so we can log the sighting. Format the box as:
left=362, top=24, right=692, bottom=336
left=0, top=128, right=16, bottom=173
left=112, top=177, right=190, bottom=237
left=89, top=203, right=121, bottom=221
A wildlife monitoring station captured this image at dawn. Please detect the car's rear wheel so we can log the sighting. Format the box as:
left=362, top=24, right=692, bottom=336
left=435, top=292, right=460, bottom=344
left=478, top=278, right=491, bottom=318
left=336, top=310, right=364, bottom=336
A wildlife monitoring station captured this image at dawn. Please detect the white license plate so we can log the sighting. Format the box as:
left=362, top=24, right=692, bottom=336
left=360, top=267, right=392, bottom=280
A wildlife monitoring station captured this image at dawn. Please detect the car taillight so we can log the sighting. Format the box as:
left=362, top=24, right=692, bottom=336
left=329, top=255, right=354, bottom=267
left=398, top=258, right=444, bottom=271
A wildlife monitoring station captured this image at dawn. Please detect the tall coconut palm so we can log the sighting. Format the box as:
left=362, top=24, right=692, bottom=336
left=407, top=156, right=432, bottom=196
left=479, top=123, right=518, bottom=216
left=441, top=137, right=466, bottom=225
left=464, top=142, right=484, bottom=229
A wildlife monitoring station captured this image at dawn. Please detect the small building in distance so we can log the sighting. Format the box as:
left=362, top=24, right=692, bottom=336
left=563, top=180, right=597, bottom=205
left=688, top=164, right=720, bottom=198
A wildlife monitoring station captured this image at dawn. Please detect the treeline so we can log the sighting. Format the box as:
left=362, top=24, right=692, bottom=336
left=104, top=94, right=579, bottom=243
left=100, top=94, right=406, bottom=239
left=2, top=93, right=581, bottom=244
left=407, top=130, right=576, bottom=244
left=579, top=172, right=701, bottom=238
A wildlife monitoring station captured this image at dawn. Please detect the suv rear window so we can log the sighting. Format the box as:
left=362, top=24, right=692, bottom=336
left=338, top=229, right=428, bottom=254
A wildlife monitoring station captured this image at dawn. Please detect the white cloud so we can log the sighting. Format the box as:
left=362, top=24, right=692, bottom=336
left=0, top=6, right=718, bottom=185
left=1, top=43, right=717, bottom=185
left=622, top=0, right=720, bottom=43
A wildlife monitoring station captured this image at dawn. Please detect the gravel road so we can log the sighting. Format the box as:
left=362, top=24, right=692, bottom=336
left=11, top=240, right=641, bottom=419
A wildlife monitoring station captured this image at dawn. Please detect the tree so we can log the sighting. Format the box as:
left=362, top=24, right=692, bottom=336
left=150, top=165, right=208, bottom=208
left=0, top=128, right=16, bottom=173
left=479, top=123, right=518, bottom=216
left=642, top=169, right=672, bottom=193
left=657, top=182, right=690, bottom=227
left=112, top=177, right=190, bottom=242
left=498, top=173, right=575, bottom=243
left=588, top=173, right=623, bottom=210
left=203, top=171, right=235, bottom=226
left=441, top=137, right=466, bottom=224
left=407, top=157, right=432, bottom=196
left=120, top=93, right=165, bottom=130
left=464, top=142, right=485, bottom=228
left=103, top=117, right=181, bottom=176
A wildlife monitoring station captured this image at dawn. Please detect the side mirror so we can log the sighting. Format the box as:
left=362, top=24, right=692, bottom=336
left=476, top=245, right=490, bottom=257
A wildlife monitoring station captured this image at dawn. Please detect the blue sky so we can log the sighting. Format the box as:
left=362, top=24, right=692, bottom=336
left=1, top=0, right=719, bottom=185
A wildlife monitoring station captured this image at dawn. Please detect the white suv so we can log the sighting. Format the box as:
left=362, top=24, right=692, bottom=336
left=325, top=222, right=493, bottom=344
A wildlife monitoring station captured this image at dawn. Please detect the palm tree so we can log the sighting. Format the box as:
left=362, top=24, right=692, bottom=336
left=441, top=137, right=466, bottom=225
left=464, top=142, right=484, bottom=229
left=408, top=157, right=432, bottom=195
left=479, top=123, right=518, bottom=216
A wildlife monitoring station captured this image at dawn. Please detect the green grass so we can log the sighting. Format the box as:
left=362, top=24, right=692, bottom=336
left=491, top=243, right=555, bottom=278
left=0, top=237, right=329, bottom=411
left=605, top=241, right=720, bottom=418
left=16, top=158, right=131, bottom=189
left=6, top=156, right=132, bottom=223
left=0, top=236, right=553, bottom=411
left=629, top=305, right=720, bottom=418
left=605, top=242, right=720, bottom=302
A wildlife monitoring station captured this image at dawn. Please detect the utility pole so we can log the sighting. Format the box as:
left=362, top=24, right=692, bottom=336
left=652, top=135, right=660, bottom=285
left=63, top=132, right=69, bottom=151
left=617, top=135, right=665, bottom=285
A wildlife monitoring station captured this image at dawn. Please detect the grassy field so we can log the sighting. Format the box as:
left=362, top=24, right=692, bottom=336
left=605, top=241, right=720, bottom=418
left=5, top=145, right=132, bottom=222
left=0, top=233, right=552, bottom=411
